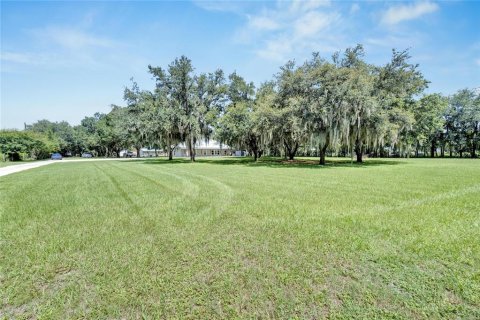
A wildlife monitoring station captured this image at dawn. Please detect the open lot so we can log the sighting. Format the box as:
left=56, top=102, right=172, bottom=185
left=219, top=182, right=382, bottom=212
left=1, top=158, right=479, bottom=318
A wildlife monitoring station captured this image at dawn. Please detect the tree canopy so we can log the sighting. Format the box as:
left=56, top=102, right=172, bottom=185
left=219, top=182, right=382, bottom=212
left=4, top=46, right=479, bottom=162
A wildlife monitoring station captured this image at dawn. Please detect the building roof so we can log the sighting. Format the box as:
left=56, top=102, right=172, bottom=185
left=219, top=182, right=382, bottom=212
left=177, top=140, right=230, bottom=150
left=138, top=140, right=231, bottom=152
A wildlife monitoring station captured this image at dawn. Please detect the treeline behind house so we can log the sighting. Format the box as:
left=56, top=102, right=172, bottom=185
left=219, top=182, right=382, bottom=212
left=1, top=45, right=479, bottom=163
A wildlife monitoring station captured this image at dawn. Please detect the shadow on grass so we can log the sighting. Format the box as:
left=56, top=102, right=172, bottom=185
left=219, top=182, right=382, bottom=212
left=124, top=156, right=404, bottom=169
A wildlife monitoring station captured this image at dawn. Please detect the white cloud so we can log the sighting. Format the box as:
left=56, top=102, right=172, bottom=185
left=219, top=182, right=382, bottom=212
left=191, top=0, right=251, bottom=13
left=365, top=33, right=421, bottom=48
left=0, top=51, right=63, bottom=68
left=256, top=37, right=294, bottom=61
left=294, top=11, right=339, bottom=38
left=248, top=15, right=280, bottom=31
left=0, top=49, right=103, bottom=69
left=31, top=27, right=115, bottom=50
left=1, top=52, right=36, bottom=64
left=350, top=3, right=360, bottom=14
left=3, top=20, right=122, bottom=71
left=233, top=0, right=341, bottom=62
left=381, top=1, right=439, bottom=25
left=289, top=0, right=331, bottom=13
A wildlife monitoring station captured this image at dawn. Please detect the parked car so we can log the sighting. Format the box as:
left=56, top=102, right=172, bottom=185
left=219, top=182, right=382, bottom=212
left=81, top=153, right=93, bottom=158
left=125, top=151, right=134, bottom=158
left=51, top=153, right=63, bottom=160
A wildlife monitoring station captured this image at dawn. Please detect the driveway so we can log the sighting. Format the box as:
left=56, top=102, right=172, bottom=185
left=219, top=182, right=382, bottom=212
left=0, top=158, right=144, bottom=178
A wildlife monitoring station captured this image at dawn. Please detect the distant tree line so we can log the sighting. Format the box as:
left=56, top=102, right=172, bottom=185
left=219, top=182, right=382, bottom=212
left=1, top=45, right=479, bottom=162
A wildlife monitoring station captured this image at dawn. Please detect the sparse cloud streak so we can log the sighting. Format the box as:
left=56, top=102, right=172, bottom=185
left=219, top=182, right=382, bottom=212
left=1, top=22, right=123, bottom=70
left=191, top=0, right=252, bottom=13
left=248, top=15, right=280, bottom=31
left=31, top=27, right=116, bottom=50
left=1, top=52, right=37, bottom=64
left=381, top=1, right=439, bottom=25
left=235, top=0, right=342, bottom=62
left=350, top=3, right=360, bottom=14
left=294, top=11, right=339, bottom=38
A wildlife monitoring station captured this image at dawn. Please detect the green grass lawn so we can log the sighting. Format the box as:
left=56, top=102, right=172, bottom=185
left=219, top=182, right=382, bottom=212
left=1, top=157, right=479, bottom=319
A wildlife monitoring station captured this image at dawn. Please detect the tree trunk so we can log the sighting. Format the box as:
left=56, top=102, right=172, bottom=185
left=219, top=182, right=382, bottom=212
left=430, top=140, right=435, bottom=158
left=187, top=134, right=195, bottom=162
left=167, top=136, right=173, bottom=160
left=189, top=144, right=193, bottom=161
left=136, top=147, right=140, bottom=158
left=440, top=133, right=445, bottom=157
left=284, top=141, right=298, bottom=160
left=284, top=142, right=291, bottom=160
left=191, top=137, right=196, bottom=162
left=355, top=138, right=363, bottom=163
left=471, top=124, right=478, bottom=158
left=319, top=143, right=328, bottom=165
left=356, top=150, right=363, bottom=163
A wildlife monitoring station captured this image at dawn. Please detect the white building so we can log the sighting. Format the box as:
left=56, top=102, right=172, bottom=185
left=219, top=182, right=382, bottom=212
left=140, top=148, right=162, bottom=157
left=120, top=140, right=246, bottom=158
left=174, top=140, right=233, bottom=157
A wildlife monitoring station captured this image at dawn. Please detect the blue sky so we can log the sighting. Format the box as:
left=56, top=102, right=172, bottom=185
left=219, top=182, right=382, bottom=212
left=1, top=0, right=479, bottom=129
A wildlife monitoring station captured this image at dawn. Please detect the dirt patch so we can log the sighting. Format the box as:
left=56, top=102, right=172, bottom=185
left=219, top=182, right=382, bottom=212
left=444, top=289, right=462, bottom=305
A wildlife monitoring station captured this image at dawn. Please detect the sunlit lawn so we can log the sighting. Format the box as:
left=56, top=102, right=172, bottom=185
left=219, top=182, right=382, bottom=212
left=1, top=157, right=479, bottom=318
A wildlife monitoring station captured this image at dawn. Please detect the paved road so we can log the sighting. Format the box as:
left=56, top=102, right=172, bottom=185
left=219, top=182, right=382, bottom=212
left=0, top=158, right=144, bottom=178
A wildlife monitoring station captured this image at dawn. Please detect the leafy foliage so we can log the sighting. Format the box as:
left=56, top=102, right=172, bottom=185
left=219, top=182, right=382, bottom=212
left=0, top=130, right=58, bottom=160
left=9, top=46, right=480, bottom=162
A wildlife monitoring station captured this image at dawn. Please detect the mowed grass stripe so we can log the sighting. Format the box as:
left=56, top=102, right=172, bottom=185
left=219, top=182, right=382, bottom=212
left=0, top=158, right=479, bottom=319
left=108, top=161, right=200, bottom=198
left=127, top=161, right=237, bottom=221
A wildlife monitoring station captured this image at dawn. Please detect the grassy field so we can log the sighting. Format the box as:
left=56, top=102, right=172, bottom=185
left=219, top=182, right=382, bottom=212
left=1, top=157, right=479, bottom=319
